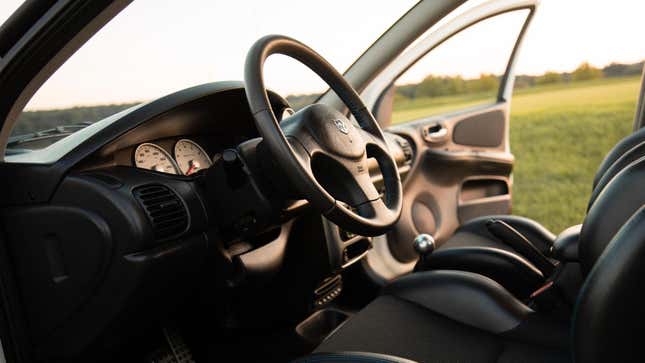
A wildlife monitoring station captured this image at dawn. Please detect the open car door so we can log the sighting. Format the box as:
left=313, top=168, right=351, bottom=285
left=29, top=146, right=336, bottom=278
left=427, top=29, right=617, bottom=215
left=350, top=0, right=539, bottom=278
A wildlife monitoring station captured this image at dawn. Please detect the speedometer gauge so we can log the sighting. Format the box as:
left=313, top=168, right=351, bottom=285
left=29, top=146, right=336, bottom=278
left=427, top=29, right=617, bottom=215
left=134, top=143, right=180, bottom=174
left=174, top=139, right=212, bottom=175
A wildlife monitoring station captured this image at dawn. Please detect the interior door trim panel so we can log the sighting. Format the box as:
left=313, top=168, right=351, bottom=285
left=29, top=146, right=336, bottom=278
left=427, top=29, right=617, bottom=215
left=377, top=102, right=514, bottom=265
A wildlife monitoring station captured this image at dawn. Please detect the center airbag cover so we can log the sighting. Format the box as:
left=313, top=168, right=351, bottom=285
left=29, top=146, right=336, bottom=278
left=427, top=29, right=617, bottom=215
left=303, top=104, right=365, bottom=159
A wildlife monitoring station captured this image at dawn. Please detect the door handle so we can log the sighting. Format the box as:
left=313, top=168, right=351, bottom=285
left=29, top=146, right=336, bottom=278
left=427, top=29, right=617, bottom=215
left=422, top=123, right=448, bottom=143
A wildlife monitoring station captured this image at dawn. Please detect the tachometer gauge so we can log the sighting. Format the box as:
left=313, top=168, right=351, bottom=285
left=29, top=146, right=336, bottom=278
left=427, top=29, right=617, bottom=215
left=134, top=143, right=180, bottom=174
left=174, top=139, right=212, bottom=175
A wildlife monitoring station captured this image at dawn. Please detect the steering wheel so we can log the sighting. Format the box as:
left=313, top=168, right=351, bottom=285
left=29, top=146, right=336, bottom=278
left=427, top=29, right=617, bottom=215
left=244, top=35, right=402, bottom=236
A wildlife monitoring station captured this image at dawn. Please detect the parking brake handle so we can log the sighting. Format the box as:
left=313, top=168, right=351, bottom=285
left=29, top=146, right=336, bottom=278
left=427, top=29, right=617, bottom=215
left=486, top=219, right=556, bottom=276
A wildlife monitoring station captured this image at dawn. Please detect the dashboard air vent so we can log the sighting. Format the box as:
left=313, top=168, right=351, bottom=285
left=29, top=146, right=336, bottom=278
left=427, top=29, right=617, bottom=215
left=133, top=185, right=188, bottom=241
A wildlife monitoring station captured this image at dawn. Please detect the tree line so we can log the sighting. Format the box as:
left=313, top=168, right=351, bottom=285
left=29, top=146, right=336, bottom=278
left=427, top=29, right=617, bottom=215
left=284, top=60, right=643, bottom=110
left=514, top=61, right=643, bottom=89
left=395, top=60, right=644, bottom=101
left=12, top=103, right=139, bottom=136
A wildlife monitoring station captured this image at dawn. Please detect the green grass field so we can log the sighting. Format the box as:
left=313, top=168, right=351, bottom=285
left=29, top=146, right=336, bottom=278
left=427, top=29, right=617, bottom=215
left=392, top=76, right=641, bottom=233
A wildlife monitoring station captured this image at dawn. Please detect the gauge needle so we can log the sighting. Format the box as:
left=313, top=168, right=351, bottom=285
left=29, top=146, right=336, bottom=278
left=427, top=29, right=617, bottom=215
left=185, top=160, right=200, bottom=175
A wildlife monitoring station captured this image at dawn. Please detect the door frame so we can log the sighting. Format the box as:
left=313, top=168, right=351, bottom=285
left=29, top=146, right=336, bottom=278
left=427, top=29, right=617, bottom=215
left=360, top=0, right=539, bottom=131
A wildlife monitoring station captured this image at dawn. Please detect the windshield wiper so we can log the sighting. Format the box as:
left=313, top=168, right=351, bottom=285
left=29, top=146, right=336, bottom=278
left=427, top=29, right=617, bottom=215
left=6, top=121, right=94, bottom=149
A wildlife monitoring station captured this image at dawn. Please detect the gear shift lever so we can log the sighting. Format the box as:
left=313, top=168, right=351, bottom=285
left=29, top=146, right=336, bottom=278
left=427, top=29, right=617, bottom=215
left=413, top=234, right=435, bottom=268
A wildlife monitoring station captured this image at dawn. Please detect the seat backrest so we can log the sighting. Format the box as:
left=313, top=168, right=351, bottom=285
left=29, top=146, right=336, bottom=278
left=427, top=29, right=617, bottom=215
left=573, top=205, right=645, bottom=363
left=571, top=155, right=645, bottom=362
left=579, top=154, right=645, bottom=275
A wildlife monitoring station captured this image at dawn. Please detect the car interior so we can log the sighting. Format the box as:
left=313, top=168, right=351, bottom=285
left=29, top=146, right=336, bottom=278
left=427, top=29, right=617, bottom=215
left=0, top=1, right=644, bottom=363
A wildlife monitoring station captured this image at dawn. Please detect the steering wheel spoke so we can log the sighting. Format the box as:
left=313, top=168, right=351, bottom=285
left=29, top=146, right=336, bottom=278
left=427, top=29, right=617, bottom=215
left=369, top=197, right=397, bottom=224
left=285, top=135, right=314, bottom=171
left=356, top=127, right=389, bottom=155
left=351, top=167, right=381, bottom=203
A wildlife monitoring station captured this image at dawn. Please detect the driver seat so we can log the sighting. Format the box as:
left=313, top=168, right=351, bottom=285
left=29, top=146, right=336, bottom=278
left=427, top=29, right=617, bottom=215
left=296, top=154, right=645, bottom=363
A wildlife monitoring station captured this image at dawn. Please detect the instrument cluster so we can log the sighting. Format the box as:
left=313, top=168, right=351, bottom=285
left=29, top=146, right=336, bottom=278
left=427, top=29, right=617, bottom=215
left=134, top=138, right=213, bottom=175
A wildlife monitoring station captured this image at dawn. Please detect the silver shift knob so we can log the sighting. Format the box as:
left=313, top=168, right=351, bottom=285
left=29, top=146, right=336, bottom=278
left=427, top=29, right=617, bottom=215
left=413, top=234, right=435, bottom=256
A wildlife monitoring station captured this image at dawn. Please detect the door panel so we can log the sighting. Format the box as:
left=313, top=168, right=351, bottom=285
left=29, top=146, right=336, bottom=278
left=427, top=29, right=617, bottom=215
left=387, top=103, right=514, bottom=262
left=358, top=3, right=538, bottom=271
left=353, top=1, right=539, bottom=281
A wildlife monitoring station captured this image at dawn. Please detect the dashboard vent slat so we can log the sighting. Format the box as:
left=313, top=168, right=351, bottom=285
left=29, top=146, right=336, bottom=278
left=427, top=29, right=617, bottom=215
left=133, top=185, right=188, bottom=241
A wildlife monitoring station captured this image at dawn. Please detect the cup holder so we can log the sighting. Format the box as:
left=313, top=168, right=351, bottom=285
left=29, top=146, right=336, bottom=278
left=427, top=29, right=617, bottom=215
left=295, top=308, right=350, bottom=344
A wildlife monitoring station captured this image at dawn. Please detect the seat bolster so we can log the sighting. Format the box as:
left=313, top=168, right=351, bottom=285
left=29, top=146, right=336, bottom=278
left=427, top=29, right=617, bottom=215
left=458, top=215, right=556, bottom=252
left=384, top=270, right=533, bottom=334
left=551, top=224, right=582, bottom=261
left=293, top=351, right=418, bottom=363
left=418, top=247, right=545, bottom=297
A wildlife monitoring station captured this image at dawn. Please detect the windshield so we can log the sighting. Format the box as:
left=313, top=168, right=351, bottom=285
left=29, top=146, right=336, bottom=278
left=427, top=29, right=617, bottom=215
left=3, top=0, right=417, bottom=150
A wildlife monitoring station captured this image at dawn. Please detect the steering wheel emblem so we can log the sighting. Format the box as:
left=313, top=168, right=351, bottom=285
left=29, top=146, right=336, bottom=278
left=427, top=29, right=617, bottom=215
left=334, top=119, right=349, bottom=134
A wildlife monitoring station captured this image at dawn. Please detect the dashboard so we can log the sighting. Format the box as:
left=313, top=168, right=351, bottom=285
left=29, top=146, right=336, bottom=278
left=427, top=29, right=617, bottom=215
left=0, top=81, right=413, bottom=361
left=72, top=83, right=412, bottom=244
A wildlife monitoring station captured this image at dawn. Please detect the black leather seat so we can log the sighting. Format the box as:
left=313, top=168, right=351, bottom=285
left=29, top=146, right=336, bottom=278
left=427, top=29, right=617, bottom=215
left=298, top=154, right=645, bottom=363
left=419, top=127, right=645, bottom=297
left=307, top=272, right=571, bottom=363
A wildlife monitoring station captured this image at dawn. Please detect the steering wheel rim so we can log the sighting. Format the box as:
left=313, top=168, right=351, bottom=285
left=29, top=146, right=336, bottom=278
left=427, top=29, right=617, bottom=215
left=244, top=34, right=402, bottom=236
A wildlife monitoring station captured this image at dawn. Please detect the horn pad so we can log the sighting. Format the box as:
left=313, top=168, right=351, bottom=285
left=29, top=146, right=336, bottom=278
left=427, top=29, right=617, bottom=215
left=300, top=104, right=365, bottom=159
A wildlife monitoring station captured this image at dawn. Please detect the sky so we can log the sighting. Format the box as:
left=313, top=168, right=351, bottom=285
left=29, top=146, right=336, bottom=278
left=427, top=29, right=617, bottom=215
left=1, top=0, right=645, bottom=110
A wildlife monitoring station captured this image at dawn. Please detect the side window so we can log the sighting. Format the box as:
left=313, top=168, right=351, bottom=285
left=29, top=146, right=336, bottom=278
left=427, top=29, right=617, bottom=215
left=391, top=10, right=529, bottom=125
